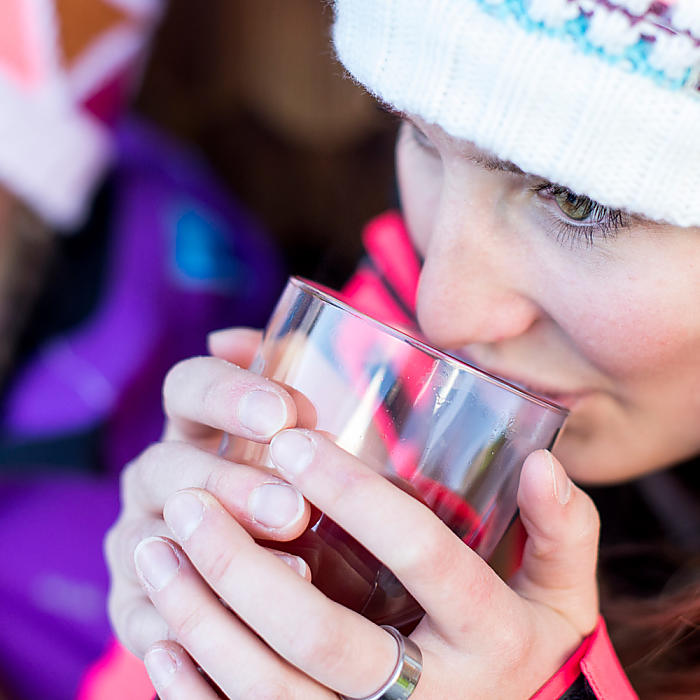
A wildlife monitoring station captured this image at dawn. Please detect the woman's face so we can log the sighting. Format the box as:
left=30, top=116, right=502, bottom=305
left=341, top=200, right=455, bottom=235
left=397, top=117, right=700, bottom=485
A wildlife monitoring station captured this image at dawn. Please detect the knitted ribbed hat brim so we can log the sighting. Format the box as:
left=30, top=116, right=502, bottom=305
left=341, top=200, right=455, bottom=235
left=333, top=0, right=700, bottom=228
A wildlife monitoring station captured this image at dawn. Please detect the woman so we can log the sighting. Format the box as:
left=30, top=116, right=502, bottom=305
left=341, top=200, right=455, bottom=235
left=105, top=0, right=700, bottom=697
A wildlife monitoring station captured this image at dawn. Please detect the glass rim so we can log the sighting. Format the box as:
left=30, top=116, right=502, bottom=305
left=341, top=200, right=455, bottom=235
left=290, top=277, right=569, bottom=416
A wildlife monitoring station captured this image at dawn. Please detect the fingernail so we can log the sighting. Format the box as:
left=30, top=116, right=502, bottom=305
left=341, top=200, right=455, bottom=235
left=144, top=646, right=179, bottom=691
left=134, top=537, right=181, bottom=591
left=164, top=491, right=205, bottom=542
left=547, top=450, right=572, bottom=505
left=272, top=551, right=309, bottom=578
left=270, top=430, right=314, bottom=476
left=238, top=389, right=287, bottom=437
left=249, top=483, right=304, bottom=529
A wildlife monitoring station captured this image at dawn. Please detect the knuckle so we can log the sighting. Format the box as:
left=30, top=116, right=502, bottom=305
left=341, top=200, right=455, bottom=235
left=120, top=444, right=163, bottom=501
left=141, top=440, right=181, bottom=469
left=119, top=457, right=140, bottom=501
left=110, top=594, right=156, bottom=656
left=492, top=614, right=535, bottom=672
left=393, top=521, right=452, bottom=582
left=107, top=516, right=169, bottom=581
left=103, top=520, right=126, bottom=570
left=107, top=518, right=140, bottom=577
left=132, top=442, right=189, bottom=504
left=202, top=466, right=228, bottom=500
left=201, top=543, right=239, bottom=588
left=172, top=605, right=207, bottom=645
left=121, top=520, right=150, bottom=575
left=295, top=616, right=349, bottom=675
left=103, top=522, right=118, bottom=562
left=106, top=589, right=122, bottom=632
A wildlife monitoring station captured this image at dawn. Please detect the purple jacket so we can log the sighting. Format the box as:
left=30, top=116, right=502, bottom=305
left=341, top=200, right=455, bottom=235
left=0, top=120, right=285, bottom=700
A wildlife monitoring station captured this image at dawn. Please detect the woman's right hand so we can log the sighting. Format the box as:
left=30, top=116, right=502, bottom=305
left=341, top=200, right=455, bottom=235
left=104, top=328, right=312, bottom=657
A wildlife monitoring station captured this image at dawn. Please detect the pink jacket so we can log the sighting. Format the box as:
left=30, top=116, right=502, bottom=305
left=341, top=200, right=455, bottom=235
left=341, top=211, right=638, bottom=700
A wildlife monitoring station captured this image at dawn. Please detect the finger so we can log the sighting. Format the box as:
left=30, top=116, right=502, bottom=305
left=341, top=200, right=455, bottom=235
left=105, top=513, right=173, bottom=583
left=144, top=642, right=220, bottom=700
left=511, top=450, right=600, bottom=634
left=108, top=548, right=310, bottom=658
left=161, top=491, right=398, bottom=699
left=268, top=548, right=313, bottom=581
left=119, top=442, right=309, bottom=540
left=134, top=536, right=334, bottom=700
left=105, top=516, right=172, bottom=656
left=108, top=585, right=170, bottom=657
left=267, top=429, right=516, bottom=640
left=206, top=327, right=262, bottom=365
left=164, top=328, right=261, bottom=450
left=161, top=356, right=297, bottom=445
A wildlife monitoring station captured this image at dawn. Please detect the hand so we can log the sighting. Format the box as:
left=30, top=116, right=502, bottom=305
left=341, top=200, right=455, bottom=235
left=105, top=328, right=314, bottom=658
left=112, top=329, right=601, bottom=699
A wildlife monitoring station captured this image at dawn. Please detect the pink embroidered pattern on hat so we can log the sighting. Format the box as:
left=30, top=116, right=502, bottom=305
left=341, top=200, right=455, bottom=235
left=583, top=0, right=700, bottom=92
left=484, top=0, right=700, bottom=93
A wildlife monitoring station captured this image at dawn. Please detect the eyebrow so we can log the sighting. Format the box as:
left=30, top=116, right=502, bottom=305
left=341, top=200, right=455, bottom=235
left=391, top=110, right=655, bottom=223
left=394, top=109, right=528, bottom=176
left=467, top=154, right=526, bottom=176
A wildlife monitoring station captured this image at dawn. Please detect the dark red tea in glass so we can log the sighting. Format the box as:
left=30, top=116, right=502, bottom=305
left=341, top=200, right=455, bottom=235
left=275, top=474, right=490, bottom=628
left=235, top=277, right=567, bottom=627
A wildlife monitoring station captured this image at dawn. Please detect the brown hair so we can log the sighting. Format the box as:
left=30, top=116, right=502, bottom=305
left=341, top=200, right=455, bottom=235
left=605, top=582, right=700, bottom=700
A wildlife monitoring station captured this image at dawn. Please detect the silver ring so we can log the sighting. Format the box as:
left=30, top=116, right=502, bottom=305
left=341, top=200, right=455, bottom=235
left=339, top=625, right=423, bottom=700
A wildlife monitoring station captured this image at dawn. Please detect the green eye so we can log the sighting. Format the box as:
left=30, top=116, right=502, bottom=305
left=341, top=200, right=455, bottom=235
left=554, top=190, right=594, bottom=221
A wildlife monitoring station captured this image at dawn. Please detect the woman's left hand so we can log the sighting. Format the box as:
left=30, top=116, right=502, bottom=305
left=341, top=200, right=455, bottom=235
left=135, top=426, right=600, bottom=698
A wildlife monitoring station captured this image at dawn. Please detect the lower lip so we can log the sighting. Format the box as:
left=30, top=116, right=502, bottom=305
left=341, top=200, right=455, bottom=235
left=526, top=389, right=587, bottom=410
left=495, top=377, right=592, bottom=410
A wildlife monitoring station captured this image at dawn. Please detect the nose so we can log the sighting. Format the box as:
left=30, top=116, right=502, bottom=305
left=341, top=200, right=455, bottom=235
left=415, top=184, right=540, bottom=350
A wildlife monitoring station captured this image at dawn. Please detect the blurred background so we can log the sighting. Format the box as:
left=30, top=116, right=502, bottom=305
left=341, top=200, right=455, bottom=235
left=0, top=1, right=397, bottom=698
left=136, top=0, right=398, bottom=285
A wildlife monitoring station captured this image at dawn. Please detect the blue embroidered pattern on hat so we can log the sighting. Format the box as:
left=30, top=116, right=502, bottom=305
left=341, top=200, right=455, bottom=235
left=475, top=0, right=700, bottom=93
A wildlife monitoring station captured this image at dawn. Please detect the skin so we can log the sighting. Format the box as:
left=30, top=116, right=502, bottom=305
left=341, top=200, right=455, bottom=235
left=105, top=117, right=700, bottom=698
left=397, top=117, right=700, bottom=485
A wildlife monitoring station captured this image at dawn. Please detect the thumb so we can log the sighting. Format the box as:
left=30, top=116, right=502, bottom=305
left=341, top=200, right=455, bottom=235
left=511, top=450, right=600, bottom=635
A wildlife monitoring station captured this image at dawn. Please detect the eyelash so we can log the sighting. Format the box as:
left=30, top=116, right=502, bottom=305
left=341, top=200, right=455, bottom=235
left=530, top=184, right=628, bottom=249
left=404, top=121, right=629, bottom=249
left=402, top=121, right=431, bottom=151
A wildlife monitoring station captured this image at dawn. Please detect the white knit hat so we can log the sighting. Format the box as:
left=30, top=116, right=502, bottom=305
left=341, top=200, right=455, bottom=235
left=333, top=0, right=700, bottom=227
left=0, top=0, right=163, bottom=229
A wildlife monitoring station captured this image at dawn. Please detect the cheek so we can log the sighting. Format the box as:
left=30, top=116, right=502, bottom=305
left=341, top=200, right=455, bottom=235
left=549, top=261, right=700, bottom=380
left=571, top=307, right=676, bottom=373
left=553, top=298, right=700, bottom=482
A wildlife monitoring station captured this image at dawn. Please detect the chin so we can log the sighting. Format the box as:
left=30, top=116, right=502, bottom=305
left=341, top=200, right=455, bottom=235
left=547, top=402, right=632, bottom=485
left=551, top=420, right=670, bottom=486
left=551, top=436, right=627, bottom=486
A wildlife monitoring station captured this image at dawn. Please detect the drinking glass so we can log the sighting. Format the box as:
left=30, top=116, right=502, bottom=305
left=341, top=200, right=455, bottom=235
left=229, top=277, right=567, bottom=629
